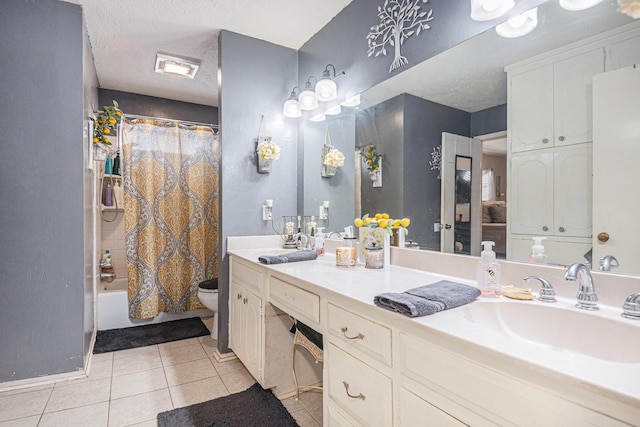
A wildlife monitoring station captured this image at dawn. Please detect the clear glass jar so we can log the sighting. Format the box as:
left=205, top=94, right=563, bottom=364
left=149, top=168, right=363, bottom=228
left=364, top=244, right=384, bottom=269
left=336, top=237, right=357, bottom=267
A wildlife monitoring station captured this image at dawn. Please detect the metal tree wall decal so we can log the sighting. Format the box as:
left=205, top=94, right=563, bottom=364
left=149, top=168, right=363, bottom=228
left=367, top=0, right=434, bottom=73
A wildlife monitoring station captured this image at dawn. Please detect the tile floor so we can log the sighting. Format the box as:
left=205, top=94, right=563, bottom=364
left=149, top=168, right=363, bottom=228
left=0, top=318, right=322, bottom=427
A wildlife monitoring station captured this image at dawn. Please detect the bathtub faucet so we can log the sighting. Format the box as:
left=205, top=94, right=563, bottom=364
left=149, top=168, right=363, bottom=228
left=100, top=272, right=115, bottom=282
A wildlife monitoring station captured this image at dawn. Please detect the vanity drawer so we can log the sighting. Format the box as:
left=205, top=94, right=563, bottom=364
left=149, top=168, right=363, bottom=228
left=327, top=303, right=392, bottom=366
left=269, top=276, right=320, bottom=325
left=327, top=342, right=392, bottom=427
left=230, top=257, right=264, bottom=294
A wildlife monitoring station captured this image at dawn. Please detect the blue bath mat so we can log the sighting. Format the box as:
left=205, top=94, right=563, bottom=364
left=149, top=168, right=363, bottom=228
left=93, top=317, right=210, bottom=354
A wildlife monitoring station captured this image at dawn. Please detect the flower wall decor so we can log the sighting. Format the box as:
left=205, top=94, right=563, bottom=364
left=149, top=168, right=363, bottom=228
left=256, top=115, right=280, bottom=173
left=91, top=100, right=122, bottom=147
left=321, top=126, right=344, bottom=177
left=618, top=0, right=640, bottom=18
left=429, top=144, right=442, bottom=179
left=361, top=145, right=382, bottom=187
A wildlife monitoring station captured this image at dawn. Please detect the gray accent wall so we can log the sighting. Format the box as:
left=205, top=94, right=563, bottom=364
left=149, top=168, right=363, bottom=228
left=1, top=0, right=89, bottom=383
left=358, top=94, right=470, bottom=251
left=218, top=31, right=298, bottom=352
left=99, top=89, right=218, bottom=126
left=471, top=104, right=507, bottom=137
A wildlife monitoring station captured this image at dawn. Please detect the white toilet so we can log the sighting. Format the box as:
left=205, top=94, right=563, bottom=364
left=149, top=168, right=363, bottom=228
left=197, top=279, right=219, bottom=339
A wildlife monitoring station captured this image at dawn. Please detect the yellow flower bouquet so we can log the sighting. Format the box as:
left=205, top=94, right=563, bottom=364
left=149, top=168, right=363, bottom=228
left=354, top=213, right=410, bottom=236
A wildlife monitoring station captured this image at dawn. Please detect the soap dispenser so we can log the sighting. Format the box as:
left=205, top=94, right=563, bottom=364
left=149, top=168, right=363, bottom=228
left=315, top=227, right=325, bottom=256
left=476, top=241, right=501, bottom=297
left=528, top=237, right=548, bottom=264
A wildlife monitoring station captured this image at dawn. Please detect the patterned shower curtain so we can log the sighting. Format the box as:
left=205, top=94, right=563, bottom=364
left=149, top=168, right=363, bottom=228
left=121, top=119, right=219, bottom=319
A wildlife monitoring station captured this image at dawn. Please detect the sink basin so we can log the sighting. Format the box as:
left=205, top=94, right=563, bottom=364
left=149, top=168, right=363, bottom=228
left=460, top=300, right=640, bottom=363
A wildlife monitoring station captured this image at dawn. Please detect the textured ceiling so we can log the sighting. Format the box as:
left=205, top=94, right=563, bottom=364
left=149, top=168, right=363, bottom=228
left=63, top=0, right=353, bottom=106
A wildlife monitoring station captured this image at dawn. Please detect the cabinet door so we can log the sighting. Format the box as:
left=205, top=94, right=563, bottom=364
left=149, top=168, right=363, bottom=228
left=242, top=288, right=263, bottom=380
left=554, top=144, right=592, bottom=238
left=608, top=34, right=640, bottom=71
left=510, top=64, right=554, bottom=152
left=553, top=49, right=604, bottom=147
left=509, top=151, right=554, bottom=235
left=229, top=281, right=245, bottom=358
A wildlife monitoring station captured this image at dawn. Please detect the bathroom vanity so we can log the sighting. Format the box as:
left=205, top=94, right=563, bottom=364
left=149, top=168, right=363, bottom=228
left=227, top=236, right=640, bottom=426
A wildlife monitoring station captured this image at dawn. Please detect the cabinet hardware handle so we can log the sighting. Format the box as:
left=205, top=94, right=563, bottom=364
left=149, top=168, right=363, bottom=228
left=443, top=223, right=452, bottom=230
left=340, top=327, right=364, bottom=340
left=237, top=293, right=242, bottom=300
left=558, top=136, right=565, bottom=141
left=243, top=297, right=247, bottom=304
left=542, top=138, right=549, bottom=144
left=342, top=381, right=366, bottom=400
left=597, top=232, right=610, bottom=243
left=558, top=226, right=565, bottom=232
left=542, top=226, right=549, bottom=231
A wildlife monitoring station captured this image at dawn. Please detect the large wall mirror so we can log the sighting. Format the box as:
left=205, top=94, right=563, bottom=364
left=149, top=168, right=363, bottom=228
left=302, top=0, right=639, bottom=275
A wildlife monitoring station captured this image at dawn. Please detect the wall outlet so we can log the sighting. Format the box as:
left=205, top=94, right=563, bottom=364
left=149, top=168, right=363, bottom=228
left=263, top=205, right=272, bottom=221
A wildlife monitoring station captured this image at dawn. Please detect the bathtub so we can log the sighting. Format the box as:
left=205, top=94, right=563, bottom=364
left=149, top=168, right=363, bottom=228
left=97, top=278, right=213, bottom=330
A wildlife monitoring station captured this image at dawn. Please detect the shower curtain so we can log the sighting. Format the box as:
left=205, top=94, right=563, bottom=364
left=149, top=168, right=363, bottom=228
left=121, top=119, right=219, bottom=319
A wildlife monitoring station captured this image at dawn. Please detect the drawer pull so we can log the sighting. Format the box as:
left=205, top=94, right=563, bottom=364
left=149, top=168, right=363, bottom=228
left=237, top=293, right=242, bottom=300
left=342, top=381, right=366, bottom=400
left=340, top=327, right=364, bottom=340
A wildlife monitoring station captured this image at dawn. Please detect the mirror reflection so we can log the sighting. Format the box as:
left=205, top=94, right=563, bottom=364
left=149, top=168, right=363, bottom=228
left=303, top=0, right=640, bottom=276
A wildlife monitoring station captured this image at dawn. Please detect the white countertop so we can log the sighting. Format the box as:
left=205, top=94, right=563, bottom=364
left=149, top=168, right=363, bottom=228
left=228, top=244, right=640, bottom=411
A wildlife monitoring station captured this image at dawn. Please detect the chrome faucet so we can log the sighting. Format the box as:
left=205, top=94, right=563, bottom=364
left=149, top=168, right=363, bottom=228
left=622, top=292, right=640, bottom=320
left=326, top=231, right=343, bottom=239
left=100, top=272, right=115, bottom=281
left=294, top=232, right=312, bottom=250
left=564, top=263, right=598, bottom=311
left=599, top=255, right=619, bottom=272
left=524, top=276, right=556, bottom=303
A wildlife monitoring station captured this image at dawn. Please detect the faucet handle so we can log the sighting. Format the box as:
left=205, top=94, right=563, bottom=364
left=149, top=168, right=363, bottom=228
left=622, top=292, right=640, bottom=320
left=524, top=275, right=557, bottom=303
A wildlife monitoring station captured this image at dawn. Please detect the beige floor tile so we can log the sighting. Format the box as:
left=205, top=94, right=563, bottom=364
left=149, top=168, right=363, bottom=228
left=86, top=358, right=114, bottom=381
left=198, top=336, right=218, bottom=358
left=44, top=378, right=111, bottom=413
left=108, top=388, right=172, bottom=427
left=159, top=342, right=207, bottom=367
left=0, top=388, right=51, bottom=422
left=0, top=384, right=52, bottom=398
left=125, top=420, right=157, bottom=427
left=112, top=351, right=163, bottom=377
left=0, top=415, right=40, bottom=427
left=39, top=401, right=108, bottom=427
left=219, top=367, right=256, bottom=394
left=209, top=358, right=245, bottom=376
left=163, top=358, right=217, bottom=387
left=91, top=352, right=114, bottom=363
left=290, top=407, right=322, bottom=427
left=158, top=337, right=201, bottom=350
left=280, top=395, right=306, bottom=413
left=112, top=345, right=158, bottom=361
left=110, top=368, right=167, bottom=400
left=200, top=316, right=214, bottom=331
left=168, top=376, right=229, bottom=408
left=298, top=390, right=323, bottom=424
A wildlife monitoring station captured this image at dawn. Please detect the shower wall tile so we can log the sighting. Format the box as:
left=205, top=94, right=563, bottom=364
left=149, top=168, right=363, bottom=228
left=100, top=213, right=126, bottom=279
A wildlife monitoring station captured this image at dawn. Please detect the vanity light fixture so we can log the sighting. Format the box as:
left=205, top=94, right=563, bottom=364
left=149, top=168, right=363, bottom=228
left=325, top=104, right=342, bottom=115
left=283, top=87, right=302, bottom=118
left=154, top=53, right=200, bottom=79
left=470, top=0, right=515, bottom=21
left=496, top=7, right=538, bottom=38
left=315, top=64, right=345, bottom=102
left=559, top=0, right=603, bottom=11
left=309, top=113, right=326, bottom=122
left=299, top=77, right=319, bottom=111
left=341, top=94, right=361, bottom=107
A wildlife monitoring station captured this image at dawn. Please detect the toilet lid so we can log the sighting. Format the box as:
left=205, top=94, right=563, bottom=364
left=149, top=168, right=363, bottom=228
left=198, top=278, right=218, bottom=290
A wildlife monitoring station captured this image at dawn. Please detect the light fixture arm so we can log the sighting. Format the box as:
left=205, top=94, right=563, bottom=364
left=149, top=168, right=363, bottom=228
left=322, top=64, right=346, bottom=80
left=304, top=76, right=318, bottom=89
left=288, top=86, right=300, bottom=100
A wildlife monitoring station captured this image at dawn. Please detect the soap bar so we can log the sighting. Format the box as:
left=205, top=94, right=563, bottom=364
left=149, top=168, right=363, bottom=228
left=501, top=285, right=534, bottom=300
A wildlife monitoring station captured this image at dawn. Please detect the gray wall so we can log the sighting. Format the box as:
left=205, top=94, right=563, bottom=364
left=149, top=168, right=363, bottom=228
left=218, top=31, right=298, bottom=352
left=99, top=89, right=218, bottom=126
left=357, top=94, right=470, bottom=251
left=471, top=104, right=507, bottom=137
left=1, top=0, right=88, bottom=382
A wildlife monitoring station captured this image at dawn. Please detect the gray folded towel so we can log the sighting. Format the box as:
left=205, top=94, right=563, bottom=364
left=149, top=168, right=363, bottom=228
left=374, top=280, right=480, bottom=317
left=373, top=293, right=442, bottom=317
left=258, top=250, right=318, bottom=264
left=405, top=281, right=481, bottom=310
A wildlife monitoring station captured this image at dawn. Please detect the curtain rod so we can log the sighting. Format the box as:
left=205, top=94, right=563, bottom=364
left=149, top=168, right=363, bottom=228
left=123, top=113, right=218, bottom=131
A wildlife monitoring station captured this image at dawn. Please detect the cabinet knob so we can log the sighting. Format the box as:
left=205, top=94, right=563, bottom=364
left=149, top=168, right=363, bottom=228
left=542, top=138, right=549, bottom=144
left=597, top=232, right=610, bottom=243
left=558, top=136, right=565, bottom=141
left=237, top=293, right=242, bottom=300
left=443, top=223, right=452, bottom=230
left=542, top=226, right=549, bottom=232
left=558, top=227, right=565, bottom=233
left=243, top=297, right=248, bottom=304
left=342, top=381, right=366, bottom=400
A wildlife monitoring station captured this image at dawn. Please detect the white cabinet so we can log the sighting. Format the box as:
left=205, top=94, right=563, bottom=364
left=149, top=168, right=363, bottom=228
left=399, top=387, right=466, bottom=427
left=509, top=48, right=603, bottom=153
left=510, top=144, right=592, bottom=238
